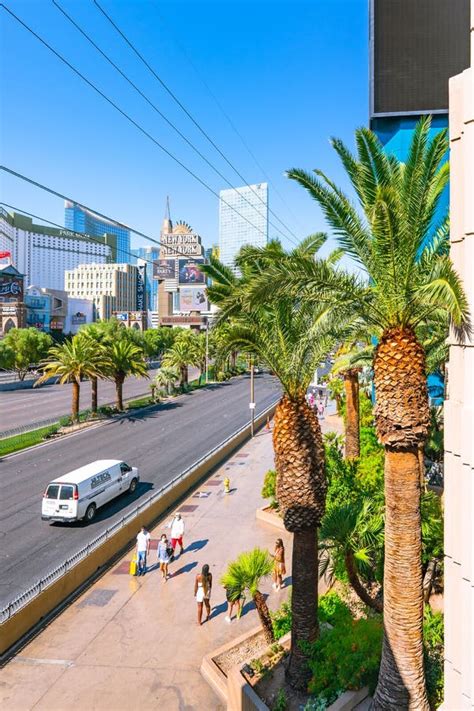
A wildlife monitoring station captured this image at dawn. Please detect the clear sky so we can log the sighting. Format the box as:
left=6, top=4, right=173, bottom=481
left=0, top=0, right=368, bottom=255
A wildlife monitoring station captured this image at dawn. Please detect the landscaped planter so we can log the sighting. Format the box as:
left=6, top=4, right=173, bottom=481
left=255, top=506, right=286, bottom=532
left=201, top=624, right=370, bottom=711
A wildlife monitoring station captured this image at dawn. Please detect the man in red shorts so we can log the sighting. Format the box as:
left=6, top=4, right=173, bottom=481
left=169, top=513, right=185, bottom=556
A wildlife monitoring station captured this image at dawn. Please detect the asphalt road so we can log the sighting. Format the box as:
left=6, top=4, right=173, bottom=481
left=0, top=367, right=199, bottom=432
left=0, top=373, right=280, bottom=607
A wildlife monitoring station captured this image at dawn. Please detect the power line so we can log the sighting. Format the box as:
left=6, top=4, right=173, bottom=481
left=0, top=168, right=208, bottom=260
left=0, top=202, right=161, bottom=270
left=1, top=4, right=273, bottom=244
left=92, top=0, right=300, bottom=244
left=153, top=3, right=305, bottom=232
left=51, top=0, right=295, bottom=244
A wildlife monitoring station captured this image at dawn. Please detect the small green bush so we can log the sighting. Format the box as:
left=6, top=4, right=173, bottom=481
left=272, top=689, right=288, bottom=711
left=318, top=591, right=353, bottom=627
left=424, top=608, right=444, bottom=709
left=272, top=599, right=292, bottom=640
left=261, top=469, right=278, bottom=508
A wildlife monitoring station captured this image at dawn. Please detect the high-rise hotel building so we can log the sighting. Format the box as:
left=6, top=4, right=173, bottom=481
left=218, top=183, right=268, bottom=269
left=65, top=201, right=131, bottom=264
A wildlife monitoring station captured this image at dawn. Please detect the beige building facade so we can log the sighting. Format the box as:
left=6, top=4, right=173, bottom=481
left=65, top=263, right=139, bottom=321
left=444, top=4, right=474, bottom=707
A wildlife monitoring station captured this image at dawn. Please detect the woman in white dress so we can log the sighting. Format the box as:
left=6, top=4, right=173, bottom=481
left=194, top=564, right=212, bottom=625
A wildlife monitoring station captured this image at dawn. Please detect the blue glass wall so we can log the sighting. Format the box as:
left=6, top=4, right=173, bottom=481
left=65, top=204, right=131, bottom=263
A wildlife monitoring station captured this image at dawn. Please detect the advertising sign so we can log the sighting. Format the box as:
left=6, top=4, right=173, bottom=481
left=179, top=287, right=208, bottom=312
left=153, top=259, right=175, bottom=280
left=160, top=233, right=201, bottom=257
left=178, top=259, right=205, bottom=285
left=0, top=274, right=24, bottom=302
left=115, top=312, right=128, bottom=321
left=71, top=313, right=86, bottom=325
left=136, top=264, right=146, bottom=310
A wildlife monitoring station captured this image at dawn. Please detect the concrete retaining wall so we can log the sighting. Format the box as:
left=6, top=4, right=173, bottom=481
left=0, top=403, right=277, bottom=657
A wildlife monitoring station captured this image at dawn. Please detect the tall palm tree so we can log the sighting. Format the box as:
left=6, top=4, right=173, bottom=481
left=220, top=548, right=274, bottom=643
left=256, top=118, right=469, bottom=709
left=36, top=337, right=109, bottom=421
left=202, top=237, right=343, bottom=690
left=153, top=366, right=179, bottom=396
left=107, top=340, right=148, bottom=411
left=162, top=333, right=198, bottom=388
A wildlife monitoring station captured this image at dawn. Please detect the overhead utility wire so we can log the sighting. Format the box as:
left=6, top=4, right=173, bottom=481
left=0, top=202, right=162, bottom=271
left=93, top=0, right=300, bottom=244
left=52, top=0, right=295, bottom=245
left=1, top=5, right=270, bottom=243
left=0, top=168, right=207, bottom=260
left=153, top=3, right=305, bottom=232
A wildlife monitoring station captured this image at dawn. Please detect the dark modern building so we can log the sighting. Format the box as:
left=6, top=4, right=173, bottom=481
left=65, top=201, right=131, bottom=264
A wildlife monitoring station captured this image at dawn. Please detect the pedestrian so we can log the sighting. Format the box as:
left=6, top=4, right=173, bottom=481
left=194, top=563, right=212, bottom=625
left=135, top=525, right=150, bottom=576
left=317, top=399, right=325, bottom=418
left=157, top=533, right=172, bottom=581
left=272, top=538, right=286, bottom=590
left=168, top=513, right=185, bottom=556
left=224, top=585, right=242, bottom=623
left=307, top=391, right=315, bottom=409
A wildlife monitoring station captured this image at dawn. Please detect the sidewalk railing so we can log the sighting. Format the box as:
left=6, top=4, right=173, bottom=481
left=0, top=399, right=278, bottom=625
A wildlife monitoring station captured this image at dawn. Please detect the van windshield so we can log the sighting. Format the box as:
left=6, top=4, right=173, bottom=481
left=45, top=484, right=60, bottom=499
left=59, top=485, right=74, bottom=500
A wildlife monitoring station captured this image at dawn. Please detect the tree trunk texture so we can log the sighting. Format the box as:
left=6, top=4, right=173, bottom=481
left=417, top=444, right=425, bottom=490
left=273, top=396, right=326, bottom=531
left=371, top=448, right=429, bottom=711
left=72, top=380, right=80, bottom=422
left=91, top=376, right=98, bottom=414
left=253, top=590, right=275, bottom=644
left=115, top=375, right=125, bottom=411
left=344, top=550, right=382, bottom=612
left=286, top=528, right=319, bottom=691
left=343, top=370, right=360, bottom=459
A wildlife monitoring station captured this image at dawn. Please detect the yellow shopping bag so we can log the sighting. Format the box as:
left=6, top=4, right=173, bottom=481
left=129, top=558, right=138, bottom=576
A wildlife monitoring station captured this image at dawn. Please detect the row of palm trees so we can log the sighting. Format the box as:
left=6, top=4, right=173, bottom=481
left=201, top=118, right=470, bottom=709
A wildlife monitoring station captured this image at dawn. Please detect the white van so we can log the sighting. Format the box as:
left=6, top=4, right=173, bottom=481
left=41, top=460, right=139, bottom=523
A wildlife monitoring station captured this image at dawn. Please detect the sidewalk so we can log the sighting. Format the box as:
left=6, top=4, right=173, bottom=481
left=1, top=411, right=341, bottom=711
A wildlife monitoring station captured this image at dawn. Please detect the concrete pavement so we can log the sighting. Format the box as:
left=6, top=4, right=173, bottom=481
left=0, top=409, right=340, bottom=711
left=0, top=374, right=280, bottom=606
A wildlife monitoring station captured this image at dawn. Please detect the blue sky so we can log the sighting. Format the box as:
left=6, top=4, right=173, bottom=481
left=1, top=0, right=368, bottom=254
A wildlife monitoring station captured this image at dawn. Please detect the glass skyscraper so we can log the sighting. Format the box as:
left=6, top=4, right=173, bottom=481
left=218, top=183, right=268, bottom=269
left=65, top=201, right=131, bottom=263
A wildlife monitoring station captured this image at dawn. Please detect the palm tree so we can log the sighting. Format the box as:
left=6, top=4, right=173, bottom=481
left=258, top=117, right=469, bottom=709
left=36, top=337, right=109, bottom=421
left=220, top=548, right=274, bottom=643
left=107, top=340, right=148, bottom=411
left=319, top=498, right=384, bottom=612
left=202, top=237, right=343, bottom=690
left=153, top=366, right=179, bottom=396
left=162, top=332, right=198, bottom=388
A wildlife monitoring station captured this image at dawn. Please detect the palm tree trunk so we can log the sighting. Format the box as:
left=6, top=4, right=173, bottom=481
left=286, top=528, right=319, bottom=690
left=372, top=447, right=429, bottom=711
left=253, top=590, right=275, bottom=644
left=72, top=379, right=80, bottom=422
left=344, top=550, right=382, bottom=612
left=184, top=365, right=189, bottom=386
left=343, top=370, right=360, bottom=459
left=91, top=376, right=98, bottom=414
left=417, top=444, right=425, bottom=489
left=115, top=375, right=125, bottom=411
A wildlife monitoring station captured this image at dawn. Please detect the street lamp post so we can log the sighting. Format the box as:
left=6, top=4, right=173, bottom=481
left=250, top=359, right=255, bottom=437
left=205, top=319, right=209, bottom=384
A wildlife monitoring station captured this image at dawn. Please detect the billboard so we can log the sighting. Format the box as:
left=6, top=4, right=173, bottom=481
left=0, top=273, right=24, bottom=302
left=160, top=233, right=201, bottom=257
left=153, top=259, right=176, bottom=280
left=371, top=0, right=470, bottom=116
left=178, top=258, right=205, bottom=285
left=136, top=264, right=146, bottom=311
left=179, top=287, right=208, bottom=312
left=71, top=313, right=87, bottom=325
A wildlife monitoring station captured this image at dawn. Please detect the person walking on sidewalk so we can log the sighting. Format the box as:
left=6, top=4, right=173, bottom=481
left=224, top=585, right=242, bottom=623
left=157, top=533, right=172, bottom=581
left=272, top=538, right=286, bottom=590
left=136, top=526, right=150, bottom=576
left=168, top=513, right=185, bottom=556
left=195, top=564, right=212, bottom=625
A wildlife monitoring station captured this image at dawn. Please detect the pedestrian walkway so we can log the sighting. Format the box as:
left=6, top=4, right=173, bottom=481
left=0, top=413, right=341, bottom=711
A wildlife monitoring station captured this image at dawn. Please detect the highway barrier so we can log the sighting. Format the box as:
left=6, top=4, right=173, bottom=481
left=0, top=399, right=278, bottom=658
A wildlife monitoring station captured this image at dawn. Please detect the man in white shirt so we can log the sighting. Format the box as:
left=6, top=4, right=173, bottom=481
left=169, top=513, right=185, bottom=556
left=136, top=526, right=151, bottom=576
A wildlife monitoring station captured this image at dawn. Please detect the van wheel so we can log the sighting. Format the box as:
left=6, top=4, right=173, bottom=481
left=85, top=504, right=96, bottom=522
left=129, top=478, right=138, bottom=494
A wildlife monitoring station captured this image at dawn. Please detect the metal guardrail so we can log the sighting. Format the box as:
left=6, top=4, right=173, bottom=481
left=0, top=399, right=278, bottom=624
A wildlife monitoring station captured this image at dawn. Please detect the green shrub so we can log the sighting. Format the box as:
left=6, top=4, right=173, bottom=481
left=272, top=689, right=287, bottom=711
left=318, top=591, right=353, bottom=627
left=424, top=608, right=444, bottom=709
left=261, top=469, right=278, bottom=508
left=359, top=394, right=375, bottom=427
left=272, top=599, right=292, bottom=640
left=305, top=615, right=383, bottom=700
